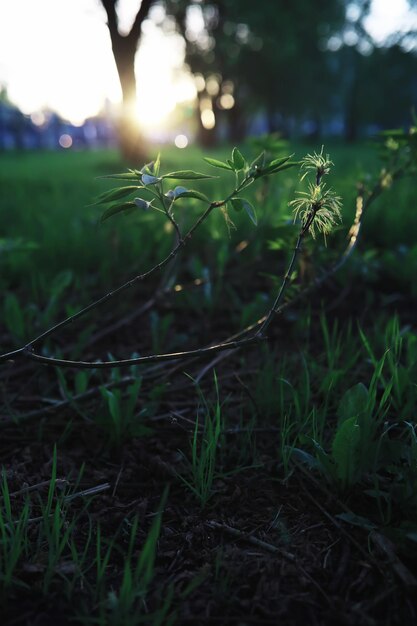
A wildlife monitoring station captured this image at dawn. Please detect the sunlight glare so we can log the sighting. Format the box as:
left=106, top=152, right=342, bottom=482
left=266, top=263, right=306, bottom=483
left=174, top=134, right=188, bottom=148
left=0, top=0, right=196, bottom=129
left=30, top=112, right=46, bottom=126
left=201, top=109, right=215, bottom=129
left=134, top=21, right=196, bottom=130
left=364, top=0, right=417, bottom=43
left=219, top=94, right=235, bottom=110
left=59, top=134, right=73, bottom=148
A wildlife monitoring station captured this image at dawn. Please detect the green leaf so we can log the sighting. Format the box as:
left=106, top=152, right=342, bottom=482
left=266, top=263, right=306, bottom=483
left=153, top=152, right=161, bottom=176
left=262, top=155, right=291, bottom=174
left=309, top=438, right=336, bottom=480
left=248, top=151, right=266, bottom=177
left=335, top=512, right=377, bottom=531
left=100, top=201, right=137, bottom=223
left=337, top=383, right=369, bottom=424
left=291, top=448, right=318, bottom=469
left=99, top=172, right=140, bottom=181
left=91, top=186, right=142, bottom=206
left=262, top=160, right=300, bottom=176
left=100, top=387, right=120, bottom=422
left=134, top=198, right=153, bottom=211
left=203, top=157, right=234, bottom=171
left=269, top=155, right=292, bottom=168
left=332, top=416, right=361, bottom=488
left=230, top=197, right=244, bottom=211
left=230, top=197, right=257, bottom=225
left=75, top=371, right=89, bottom=395
left=162, top=170, right=214, bottom=180
left=141, top=160, right=157, bottom=176
left=243, top=200, right=257, bottom=225
left=50, top=270, right=73, bottom=298
left=232, top=147, right=246, bottom=170
left=379, top=129, right=406, bottom=138
left=174, top=190, right=210, bottom=203
left=142, top=174, right=161, bottom=185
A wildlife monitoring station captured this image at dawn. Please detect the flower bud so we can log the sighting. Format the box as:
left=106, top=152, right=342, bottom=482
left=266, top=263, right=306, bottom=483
left=134, top=198, right=152, bottom=211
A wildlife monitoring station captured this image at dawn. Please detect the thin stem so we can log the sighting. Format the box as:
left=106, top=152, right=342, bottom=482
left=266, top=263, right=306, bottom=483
left=158, top=181, right=182, bottom=244
left=1, top=155, right=411, bottom=372
left=0, top=176, right=251, bottom=365
left=255, top=209, right=315, bottom=338
left=23, top=336, right=265, bottom=370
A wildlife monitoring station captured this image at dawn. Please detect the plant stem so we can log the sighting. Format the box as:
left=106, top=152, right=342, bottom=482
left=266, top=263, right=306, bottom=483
left=256, top=209, right=315, bottom=338
left=0, top=177, right=250, bottom=365
left=23, top=335, right=265, bottom=369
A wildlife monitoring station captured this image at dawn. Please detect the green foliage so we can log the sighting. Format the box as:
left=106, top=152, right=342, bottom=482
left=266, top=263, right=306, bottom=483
left=177, top=374, right=223, bottom=508
left=331, top=416, right=361, bottom=489
left=94, top=147, right=298, bottom=233
left=99, top=379, right=151, bottom=447
left=0, top=452, right=173, bottom=625
left=84, top=488, right=172, bottom=626
left=1, top=137, right=417, bottom=621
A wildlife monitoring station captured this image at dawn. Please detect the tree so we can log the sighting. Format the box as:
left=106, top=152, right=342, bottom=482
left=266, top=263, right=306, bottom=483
left=100, top=0, right=156, bottom=160
left=338, top=0, right=417, bottom=140
left=164, top=0, right=346, bottom=144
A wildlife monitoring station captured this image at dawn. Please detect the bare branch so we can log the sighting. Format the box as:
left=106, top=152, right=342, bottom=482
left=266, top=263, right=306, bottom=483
left=128, top=0, right=156, bottom=43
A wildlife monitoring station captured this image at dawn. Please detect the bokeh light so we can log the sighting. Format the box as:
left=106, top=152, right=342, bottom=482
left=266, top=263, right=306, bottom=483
left=219, top=94, right=235, bottom=110
left=59, top=134, right=73, bottom=148
left=201, top=109, right=215, bottom=129
left=174, top=134, right=189, bottom=148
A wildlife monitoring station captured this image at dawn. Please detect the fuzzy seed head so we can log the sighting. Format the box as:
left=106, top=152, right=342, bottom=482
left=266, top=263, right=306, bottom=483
left=289, top=183, right=342, bottom=238
left=300, top=146, right=333, bottom=181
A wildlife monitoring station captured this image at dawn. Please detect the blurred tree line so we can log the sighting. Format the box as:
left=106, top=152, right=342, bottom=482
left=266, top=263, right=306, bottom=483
left=100, top=0, right=417, bottom=154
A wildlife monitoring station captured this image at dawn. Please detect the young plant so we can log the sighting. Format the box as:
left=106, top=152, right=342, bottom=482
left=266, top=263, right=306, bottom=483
left=255, top=147, right=342, bottom=338
left=76, top=487, right=172, bottom=626
left=177, top=373, right=223, bottom=508
left=0, top=128, right=414, bottom=377
left=0, top=148, right=303, bottom=370
left=0, top=447, right=89, bottom=598
left=99, top=377, right=151, bottom=446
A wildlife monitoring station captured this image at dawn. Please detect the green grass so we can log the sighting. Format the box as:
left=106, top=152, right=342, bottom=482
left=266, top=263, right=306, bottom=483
left=0, top=141, right=416, bottom=623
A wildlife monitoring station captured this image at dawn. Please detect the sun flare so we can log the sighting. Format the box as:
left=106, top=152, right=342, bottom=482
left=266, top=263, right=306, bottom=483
left=0, top=1, right=196, bottom=131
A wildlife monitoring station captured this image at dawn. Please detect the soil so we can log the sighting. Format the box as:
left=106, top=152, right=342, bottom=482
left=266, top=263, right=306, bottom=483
left=1, top=276, right=416, bottom=626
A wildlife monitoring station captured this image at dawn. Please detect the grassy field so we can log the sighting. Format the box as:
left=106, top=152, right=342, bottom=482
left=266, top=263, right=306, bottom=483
left=0, top=139, right=417, bottom=625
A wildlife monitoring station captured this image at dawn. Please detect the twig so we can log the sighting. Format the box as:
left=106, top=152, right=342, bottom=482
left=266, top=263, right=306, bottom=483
left=0, top=152, right=411, bottom=375
left=0, top=177, right=251, bottom=365
left=63, top=482, right=111, bottom=502
left=370, top=531, right=417, bottom=587
left=22, top=335, right=265, bottom=369
left=206, top=519, right=296, bottom=559
left=0, top=374, right=137, bottom=428
left=195, top=349, right=237, bottom=383
left=9, top=478, right=68, bottom=498
left=206, top=520, right=331, bottom=603
left=294, top=464, right=383, bottom=573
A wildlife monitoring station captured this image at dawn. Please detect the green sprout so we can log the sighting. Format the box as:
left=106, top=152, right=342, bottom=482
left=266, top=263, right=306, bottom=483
left=300, top=146, right=334, bottom=182
left=289, top=182, right=342, bottom=239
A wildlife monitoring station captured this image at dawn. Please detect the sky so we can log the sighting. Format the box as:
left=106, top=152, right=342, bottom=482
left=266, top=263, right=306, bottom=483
left=0, top=0, right=416, bottom=127
left=0, top=0, right=196, bottom=127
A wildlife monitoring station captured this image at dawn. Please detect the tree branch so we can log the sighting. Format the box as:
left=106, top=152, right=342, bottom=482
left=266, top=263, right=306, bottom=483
left=101, top=0, right=120, bottom=41
left=128, top=0, right=156, bottom=43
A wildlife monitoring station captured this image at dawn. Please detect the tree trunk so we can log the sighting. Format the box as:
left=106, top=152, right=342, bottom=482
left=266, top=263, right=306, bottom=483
left=112, top=37, right=148, bottom=162
left=101, top=0, right=154, bottom=163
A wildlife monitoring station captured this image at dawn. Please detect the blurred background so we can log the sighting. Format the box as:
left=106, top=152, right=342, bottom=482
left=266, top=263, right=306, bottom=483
left=0, top=0, right=416, bottom=158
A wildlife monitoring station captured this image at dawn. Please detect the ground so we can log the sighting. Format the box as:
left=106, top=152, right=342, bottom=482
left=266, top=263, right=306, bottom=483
left=0, top=143, right=416, bottom=625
